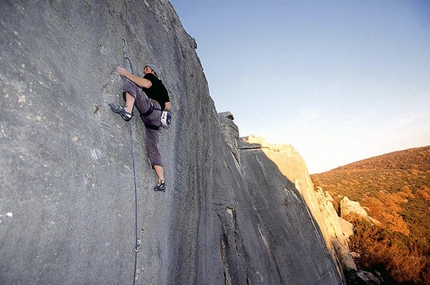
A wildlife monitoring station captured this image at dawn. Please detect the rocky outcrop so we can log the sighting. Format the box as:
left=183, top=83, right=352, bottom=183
left=234, top=135, right=345, bottom=284
left=239, top=136, right=356, bottom=272
left=218, top=111, right=240, bottom=164
left=1, top=1, right=344, bottom=284
left=341, top=197, right=369, bottom=219
left=341, top=197, right=381, bottom=225
left=314, top=188, right=356, bottom=271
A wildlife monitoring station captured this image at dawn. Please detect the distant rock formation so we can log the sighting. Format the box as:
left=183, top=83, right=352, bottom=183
left=341, top=197, right=381, bottom=225
left=1, top=1, right=345, bottom=284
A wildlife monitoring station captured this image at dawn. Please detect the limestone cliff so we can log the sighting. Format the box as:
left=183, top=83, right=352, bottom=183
left=238, top=135, right=356, bottom=272
left=1, top=1, right=344, bottom=284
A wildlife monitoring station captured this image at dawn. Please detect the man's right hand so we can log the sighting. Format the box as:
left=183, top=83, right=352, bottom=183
left=117, top=67, right=129, bottom=77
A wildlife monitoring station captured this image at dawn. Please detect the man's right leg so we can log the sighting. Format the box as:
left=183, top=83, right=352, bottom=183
left=154, top=165, right=164, bottom=186
left=123, top=80, right=151, bottom=115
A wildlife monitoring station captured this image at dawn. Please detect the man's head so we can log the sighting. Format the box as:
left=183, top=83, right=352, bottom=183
left=144, top=64, right=161, bottom=78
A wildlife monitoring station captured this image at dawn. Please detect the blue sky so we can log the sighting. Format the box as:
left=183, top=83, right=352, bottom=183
left=169, top=0, right=430, bottom=174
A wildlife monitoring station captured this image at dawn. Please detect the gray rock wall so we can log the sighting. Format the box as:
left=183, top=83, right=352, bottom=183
left=1, top=1, right=343, bottom=284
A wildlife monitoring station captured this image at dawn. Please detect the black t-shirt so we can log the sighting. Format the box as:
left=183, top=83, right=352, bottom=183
left=142, top=73, right=170, bottom=110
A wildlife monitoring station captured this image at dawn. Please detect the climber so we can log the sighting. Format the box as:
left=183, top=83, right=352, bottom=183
left=110, top=64, right=171, bottom=192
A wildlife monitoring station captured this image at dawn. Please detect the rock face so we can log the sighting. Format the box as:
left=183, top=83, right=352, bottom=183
left=218, top=111, right=240, bottom=164
left=239, top=136, right=356, bottom=272
left=1, top=1, right=344, bottom=284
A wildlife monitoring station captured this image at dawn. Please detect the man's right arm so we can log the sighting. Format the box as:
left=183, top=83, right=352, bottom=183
left=117, top=67, right=152, bottom=88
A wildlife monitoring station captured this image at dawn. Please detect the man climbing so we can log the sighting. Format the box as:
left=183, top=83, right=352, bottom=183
left=110, top=64, right=171, bottom=192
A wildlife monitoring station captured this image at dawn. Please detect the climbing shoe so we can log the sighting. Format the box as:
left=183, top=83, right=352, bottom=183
left=108, top=103, right=133, bottom=121
left=154, top=181, right=166, bottom=192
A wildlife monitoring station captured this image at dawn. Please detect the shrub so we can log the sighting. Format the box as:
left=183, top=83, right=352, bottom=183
left=349, top=219, right=429, bottom=284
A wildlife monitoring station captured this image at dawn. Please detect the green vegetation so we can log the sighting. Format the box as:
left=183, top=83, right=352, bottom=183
left=312, top=146, right=430, bottom=284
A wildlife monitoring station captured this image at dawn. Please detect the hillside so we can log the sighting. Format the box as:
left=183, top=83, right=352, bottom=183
left=312, top=146, right=430, bottom=235
left=312, top=146, right=430, bottom=284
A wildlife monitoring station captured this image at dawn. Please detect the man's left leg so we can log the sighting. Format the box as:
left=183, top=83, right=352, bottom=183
left=124, top=92, right=135, bottom=114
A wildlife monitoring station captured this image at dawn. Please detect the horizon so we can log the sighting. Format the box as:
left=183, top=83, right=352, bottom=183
left=170, top=0, right=430, bottom=174
left=241, top=134, right=430, bottom=174
left=311, top=143, right=430, bottom=174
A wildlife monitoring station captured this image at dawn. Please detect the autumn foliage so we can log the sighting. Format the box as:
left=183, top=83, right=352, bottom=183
left=312, top=146, right=430, bottom=284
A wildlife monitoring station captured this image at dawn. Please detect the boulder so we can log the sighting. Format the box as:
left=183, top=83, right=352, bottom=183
left=341, top=197, right=369, bottom=219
